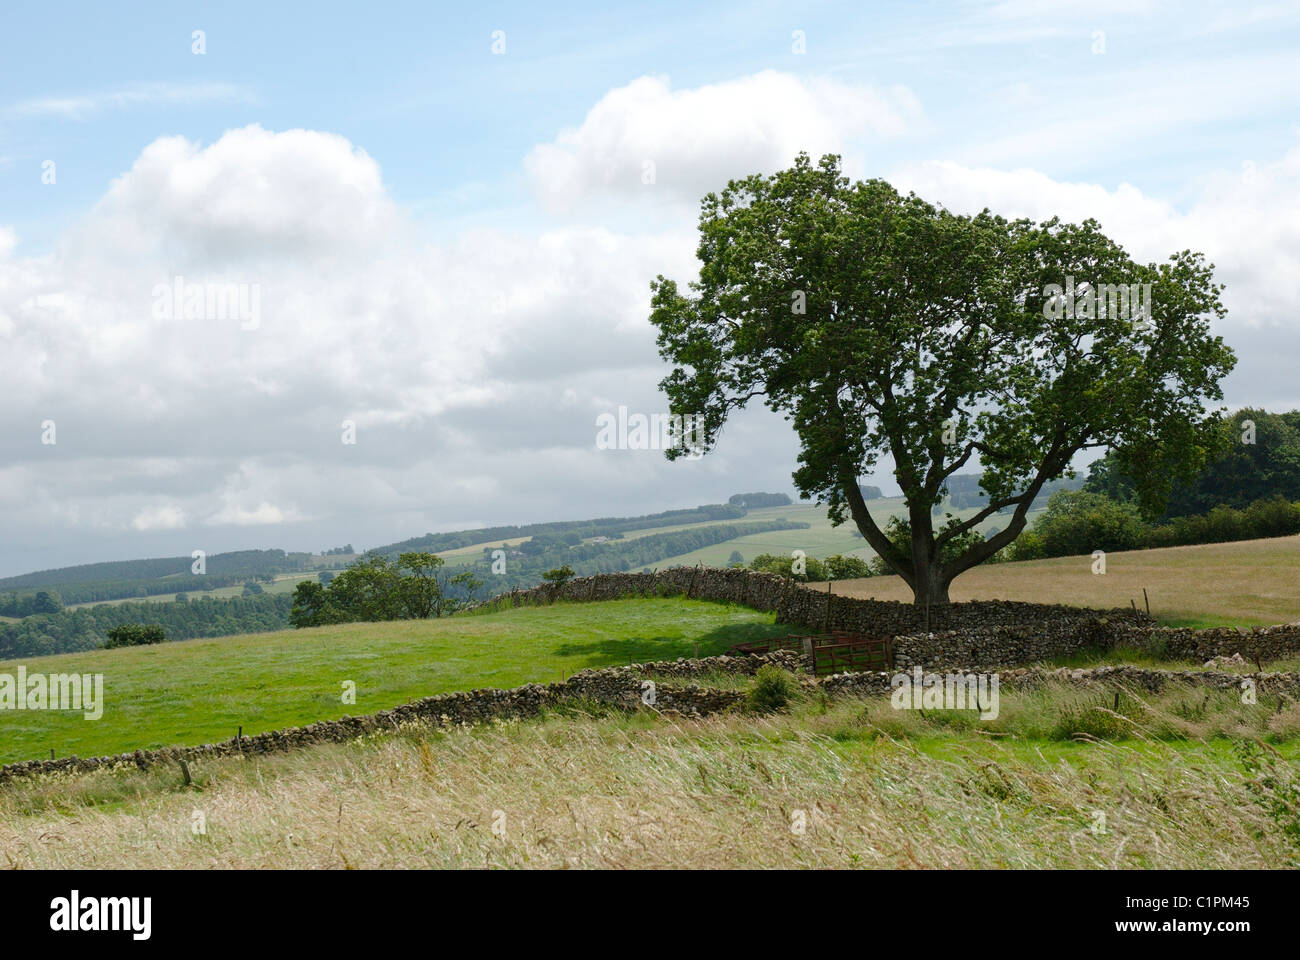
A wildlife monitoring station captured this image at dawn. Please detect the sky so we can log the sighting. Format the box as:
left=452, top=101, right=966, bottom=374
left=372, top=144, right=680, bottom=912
left=1, top=0, right=1298, bottom=577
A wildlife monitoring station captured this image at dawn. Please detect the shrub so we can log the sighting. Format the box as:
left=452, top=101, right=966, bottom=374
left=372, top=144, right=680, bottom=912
left=1034, top=490, right=1147, bottom=556
left=748, top=552, right=825, bottom=581
left=541, top=566, right=576, bottom=586
left=824, top=554, right=872, bottom=580
left=747, top=665, right=799, bottom=713
left=104, top=624, right=166, bottom=649
left=1051, top=691, right=1148, bottom=741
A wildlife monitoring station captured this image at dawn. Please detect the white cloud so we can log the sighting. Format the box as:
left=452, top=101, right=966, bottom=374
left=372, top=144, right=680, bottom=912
left=8, top=82, right=255, bottom=120
left=206, top=502, right=298, bottom=527
left=0, top=125, right=716, bottom=564
left=889, top=151, right=1300, bottom=407
left=525, top=71, right=922, bottom=211
left=130, top=504, right=187, bottom=531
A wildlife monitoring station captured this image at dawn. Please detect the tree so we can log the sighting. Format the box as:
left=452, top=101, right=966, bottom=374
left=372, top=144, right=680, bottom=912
left=1086, top=408, right=1300, bottom=518
left=32, top=590, right=62, bottom=615
left=541, top=566, right=575, bottom=586
left=649, top=153, right=1235, bottom=604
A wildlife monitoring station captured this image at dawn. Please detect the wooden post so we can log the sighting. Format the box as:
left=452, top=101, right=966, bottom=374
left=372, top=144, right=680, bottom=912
left=50, top=748, right=55, bottom=760
left=179, top=755, right=192, bottom=787
left=1143, top=588, right=1150, bottom=617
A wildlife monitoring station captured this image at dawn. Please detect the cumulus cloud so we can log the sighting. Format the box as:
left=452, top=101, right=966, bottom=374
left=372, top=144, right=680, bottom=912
left=130, top=504, right=187, bottom=531
left=890, top=151, right=1300, bottom=409
left=525, top=71, right=923, bottom=211
left=0, top=123, right=758, bottom=573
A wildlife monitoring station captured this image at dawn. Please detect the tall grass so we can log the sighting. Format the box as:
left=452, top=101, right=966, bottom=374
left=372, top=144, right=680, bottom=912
left=3, top=683, right=1298, bottom=869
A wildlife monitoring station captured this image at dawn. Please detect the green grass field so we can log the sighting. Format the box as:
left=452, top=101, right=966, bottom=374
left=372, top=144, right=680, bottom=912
left=0, top=598, right=789, bottom=765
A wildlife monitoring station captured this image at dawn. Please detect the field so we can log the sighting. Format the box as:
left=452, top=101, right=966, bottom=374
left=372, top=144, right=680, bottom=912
left=4, top=685, right=1298, bottom=868
left=65, top=572, right=318, bottom=609
left=643, top=500, right=1045, bottom=570
left=822, top=534, right=1300, bottom=627
left=0, top=598, right=788, bottom=765
left=5, top=537, right=1300, bottom=869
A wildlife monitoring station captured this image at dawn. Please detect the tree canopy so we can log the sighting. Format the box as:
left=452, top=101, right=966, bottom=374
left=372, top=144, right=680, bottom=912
left=649, top=153, right=1235, bottom=604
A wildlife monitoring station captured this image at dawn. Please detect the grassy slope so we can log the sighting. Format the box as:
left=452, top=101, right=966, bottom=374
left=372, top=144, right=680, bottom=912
left=821, top=534, right=1300, bottom=627
left=65, top=572, right=316, bottom=609
left=0, top=598, right=788, bottom=765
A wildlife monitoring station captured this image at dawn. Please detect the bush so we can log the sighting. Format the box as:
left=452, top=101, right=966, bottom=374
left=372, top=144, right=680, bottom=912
left=1034, top=490, right=1147, bottom=556
left=541, top=566, right=575, bottom=586
left=824, top=554, right=872, bottom=580
left=104, top=624, right=166, bottom=649
left=1051, top=692, right=1148, bottom=741
left=748, top=552, right=824, bottom=581
left=747, top=665, right=799, bottom=713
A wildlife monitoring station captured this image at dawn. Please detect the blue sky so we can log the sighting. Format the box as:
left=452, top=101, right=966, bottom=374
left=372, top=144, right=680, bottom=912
left=7, top=0, right=1298, bottom=245
left=2, top=0, right=1299, bottom=575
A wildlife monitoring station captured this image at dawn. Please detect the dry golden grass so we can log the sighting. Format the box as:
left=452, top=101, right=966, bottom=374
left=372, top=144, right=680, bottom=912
left=3, top=694, right=1296, bottom=869
left=816, top=535, right=1300, bottom=627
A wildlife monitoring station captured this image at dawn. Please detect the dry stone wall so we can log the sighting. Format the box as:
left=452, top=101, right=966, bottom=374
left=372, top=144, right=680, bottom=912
left=478, top=568, right=1142, bottom=629
left=821, top=663, right=1300, bottom=699
left=473, top=569, right=1149, bottom=669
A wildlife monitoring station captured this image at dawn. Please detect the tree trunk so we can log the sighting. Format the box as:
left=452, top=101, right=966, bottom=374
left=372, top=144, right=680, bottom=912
left=910, top=562, right=952, bottom=606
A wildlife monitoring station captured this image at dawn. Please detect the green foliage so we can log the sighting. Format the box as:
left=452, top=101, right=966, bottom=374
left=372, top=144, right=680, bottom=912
left=1051, top=692, right=1148, bottom=741
left=868, top=516, right=987, bottom=575
left=1237, top=741, right=1300, bottom=856
left=1087, top=408, right=1300, bottom=519
left=746, top=665, right=799, bottom=713
left=748, top=552, right=823, bottom=581
left=1006, top=491, right=1300, bottom=559
left=0, top=549, right=309, bottom=606
left=649, top=152, right=1235, bottom=603
left=0, top=593, right=294, bottom=658
left=728, top=492, right=791, bottom=508
left=823, top=553, right=872, bottom=580
left=1032, top=490, right=1147, bottom=556
left=289, top=552, right=481, bottom=628
left=103, top=624, right=166, bottom=649
left=541, top=565, right=575, bottom=586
